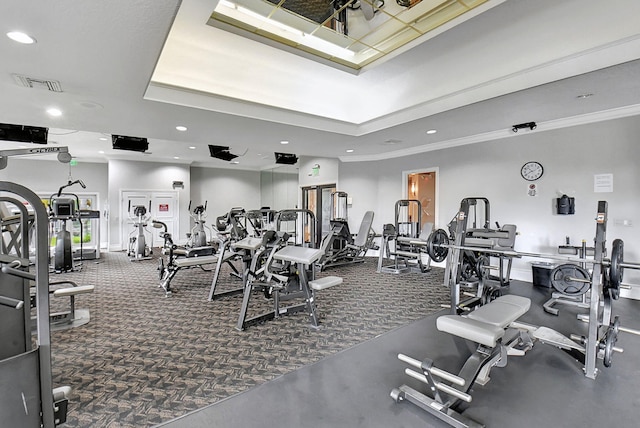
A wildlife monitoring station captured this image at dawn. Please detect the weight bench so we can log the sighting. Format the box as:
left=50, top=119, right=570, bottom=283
left=158, top=238, right=246, bottom=297
left=391, top=294, right=591, bottom=428
left=43, top=281, right=95, bottom=331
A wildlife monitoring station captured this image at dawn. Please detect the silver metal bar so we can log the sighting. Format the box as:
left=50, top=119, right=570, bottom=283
left=404, top=368, right=472, bottom=403
left=398, top=354, right=466, bottom=386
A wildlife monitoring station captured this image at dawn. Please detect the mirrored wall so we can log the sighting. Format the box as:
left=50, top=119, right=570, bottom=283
left=260, top=165, right=298, bottom=210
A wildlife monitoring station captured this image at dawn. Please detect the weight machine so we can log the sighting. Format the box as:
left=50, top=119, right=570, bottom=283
left=127, top=201, right=152, bottom=260
left=317, top=191, right=376, bottom=271
left=392, top=201, right=640, bottom=427
left=378, top=199, right=432, bottom=274
left=0, top=181, right=70, bottom=427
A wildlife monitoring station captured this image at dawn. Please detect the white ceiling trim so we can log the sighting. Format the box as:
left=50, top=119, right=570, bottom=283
left=341, top=103, right=640, bottom=163
left=148, top=30, right=640, bottom=137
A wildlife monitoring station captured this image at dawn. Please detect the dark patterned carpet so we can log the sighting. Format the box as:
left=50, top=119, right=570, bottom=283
left=49, top=251, right=448, bottom=427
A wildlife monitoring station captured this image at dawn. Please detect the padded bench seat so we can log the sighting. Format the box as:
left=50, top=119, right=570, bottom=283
left=310, top=276, right=343, bottom=290
left=437, top=295, right=531, bottom=348
left=173, top=255, right=219, bottom=268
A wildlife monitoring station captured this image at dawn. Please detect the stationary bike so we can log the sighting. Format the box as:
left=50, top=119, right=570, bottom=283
left=127, top=201, right=152, bottom=260
left=186, top=201, right=211, bottom=247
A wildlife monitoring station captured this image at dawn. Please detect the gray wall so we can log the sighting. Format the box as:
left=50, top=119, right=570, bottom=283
left=190, top=166, right=261, bottom=221
left=108, top=160, right=191, bottom=248
left=340, top=116, right=640, bottom=284
left=0, top=158, right=109, bottom=248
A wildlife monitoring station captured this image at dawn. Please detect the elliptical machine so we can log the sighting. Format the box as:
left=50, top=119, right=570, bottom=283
left=186, top=201, right=211, bottom=247
left=127, top=201, right=152, bottom=260
left=49, top=179, right=86, bottom=273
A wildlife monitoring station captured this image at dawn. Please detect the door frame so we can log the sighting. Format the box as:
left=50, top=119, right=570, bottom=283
left=402, top=167, right=439, bottom=230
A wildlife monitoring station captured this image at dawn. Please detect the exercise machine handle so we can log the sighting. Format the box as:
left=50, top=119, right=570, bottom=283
left=1, top=261, right=36, bottom=281
left=0, top=295, right=24, bottom=309
left=398, top=353, right=465, bottom=386
left=404, top=368, right=472, bottom=403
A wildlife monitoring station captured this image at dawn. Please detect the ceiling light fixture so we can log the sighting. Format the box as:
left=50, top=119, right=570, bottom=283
left=99, top=137, right=108, bottom=141
left=6, top=31, right=36, bottom=44
left=174, top=156, right=180, bottom=159
left=46, top=108, right=62, bottom=117
left=426, top=129, right=437, bottom=134
left=176, top=125, right=187, bottom=131
left=98, top=150, right=105, bottom=154
left=280, top=140, right=289, bottom=145
left=231, top=160, right=240, bottom=164
left=189, top=146, right=196, bottom=150
left=346, top=149, right=354, bottom=153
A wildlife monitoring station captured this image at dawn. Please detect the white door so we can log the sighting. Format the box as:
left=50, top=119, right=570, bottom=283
left=150, top=192, right=179, bottom=247
left=121, top=191, right=179, bottom=250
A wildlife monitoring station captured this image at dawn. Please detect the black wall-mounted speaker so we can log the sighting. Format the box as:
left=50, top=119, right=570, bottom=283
left=0, top=123, right=48, bottom=144
left=275, top=152, right=298, bottom=165
left=112, top=135, right=149, bottom=152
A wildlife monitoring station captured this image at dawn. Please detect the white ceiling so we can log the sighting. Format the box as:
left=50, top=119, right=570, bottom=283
left=1, top=0, right=639, bottom=170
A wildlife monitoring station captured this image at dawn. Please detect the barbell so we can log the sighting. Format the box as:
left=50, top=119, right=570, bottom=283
left=426, top=229, right=640, bottom=296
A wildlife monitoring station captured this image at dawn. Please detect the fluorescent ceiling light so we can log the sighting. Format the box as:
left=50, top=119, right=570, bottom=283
left=189, top=146, right=196, bottom=149
left=6, top=31, right=36, bottom=44
left=280, top=140, right=289, bottom=145
left=346, top=149, right=354, bottom=153
left=426, top=129, right=437, bottom=134
left=176, top=125, right=187, bottom=131
left=99, top=137, right=108, bottom=141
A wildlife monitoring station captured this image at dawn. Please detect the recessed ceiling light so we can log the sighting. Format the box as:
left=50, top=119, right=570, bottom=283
left=346, top=149, right=354, bottom=153
left=173, top=156, right=180, bottom=160
left=6, top=31, right=36, bottom=44
left=176, top=125, right=187, bottom=131
left=98, top=150, right=105, bottom=154
left=280, top=140, right=289, bottom=145
left=231, top=160, right=240, bottom=164
left=426, top=129, right=437, bottom=134
left=576, top=93, right=594, bottom=99
left=46, top=108, right=62, bottom=117
left=189, top=146, right=196, bottom=150
left=99, top=137, right=108, bottom=141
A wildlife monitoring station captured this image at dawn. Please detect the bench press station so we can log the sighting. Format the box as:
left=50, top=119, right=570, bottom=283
left=391, top=295, right=597, bottom=428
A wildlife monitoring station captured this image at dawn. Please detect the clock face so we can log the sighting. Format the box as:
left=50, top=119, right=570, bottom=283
left=521, top=161, right=543, bottom=181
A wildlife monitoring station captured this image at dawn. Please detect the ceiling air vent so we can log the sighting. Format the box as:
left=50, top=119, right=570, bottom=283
left=12, top=74, right=63, bottom=92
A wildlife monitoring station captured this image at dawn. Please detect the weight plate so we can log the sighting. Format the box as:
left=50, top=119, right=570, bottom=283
left=550, top=264, right=591, bottom=296
left=609, top=239, right=624, bottom=292
left=476, top=255, right=489, bottom=281
left=428, top=229, right=449, bottom=263
left=603, top=316, right=619, bottom=368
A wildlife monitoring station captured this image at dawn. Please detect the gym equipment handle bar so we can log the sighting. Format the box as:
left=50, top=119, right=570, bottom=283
left=1, top=261, right=36, bottom=281
left=0, top=295, right=24, bottom=309
left=404, top=369, right=473, bottom=403
left=398, top=354, right=466, bottom=386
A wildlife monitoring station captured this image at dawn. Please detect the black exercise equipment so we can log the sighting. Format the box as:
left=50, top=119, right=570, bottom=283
left=49, top=179, right=86, bottom=273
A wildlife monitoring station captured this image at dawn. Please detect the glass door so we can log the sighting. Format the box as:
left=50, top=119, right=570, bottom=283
left=302, top=184, right=336, bottom=246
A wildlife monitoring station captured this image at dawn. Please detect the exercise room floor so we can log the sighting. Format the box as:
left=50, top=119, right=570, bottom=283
left=159, top=281, right=640, bottom=428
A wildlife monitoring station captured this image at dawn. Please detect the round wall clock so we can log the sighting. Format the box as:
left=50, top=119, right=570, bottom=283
left=521, top=161, right=544, bottom=181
